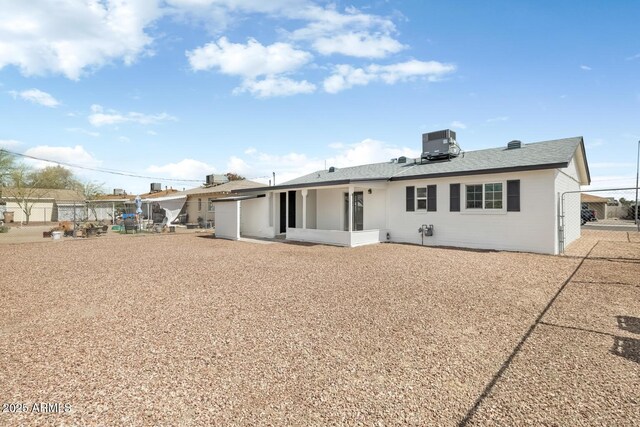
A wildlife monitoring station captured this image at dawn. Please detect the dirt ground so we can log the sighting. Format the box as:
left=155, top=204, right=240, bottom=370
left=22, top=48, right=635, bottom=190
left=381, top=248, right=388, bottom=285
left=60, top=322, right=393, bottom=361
left=0, top=230, right=638, bottom=426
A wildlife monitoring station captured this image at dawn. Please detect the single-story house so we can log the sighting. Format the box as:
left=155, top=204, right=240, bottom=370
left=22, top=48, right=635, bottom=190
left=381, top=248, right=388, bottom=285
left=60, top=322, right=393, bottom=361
left=581, top=193, right=608, bottom=219
left=1, top=188, right=85, bottom=223
left=88, top=188, right=183, bottom=224
left=212, top=131, right=590, bottom=255
left=173, top=180, right=264, bottom=226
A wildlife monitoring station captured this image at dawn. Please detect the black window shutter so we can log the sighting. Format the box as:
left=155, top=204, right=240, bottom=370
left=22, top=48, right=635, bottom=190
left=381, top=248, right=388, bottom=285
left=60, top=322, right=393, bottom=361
left=450, top=183, right=460, bottom=212
left=406, top=186, right=415, bottom=212
left=427, top=185, right=437, bottom=212
left=507, top=180, right=520, bottom=212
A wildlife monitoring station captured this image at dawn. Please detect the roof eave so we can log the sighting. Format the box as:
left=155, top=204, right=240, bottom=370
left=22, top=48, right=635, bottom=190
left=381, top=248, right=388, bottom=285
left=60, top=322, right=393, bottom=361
left=389, top=162, right=569, bottom=182
left=234, top=177, right=390, bottom=193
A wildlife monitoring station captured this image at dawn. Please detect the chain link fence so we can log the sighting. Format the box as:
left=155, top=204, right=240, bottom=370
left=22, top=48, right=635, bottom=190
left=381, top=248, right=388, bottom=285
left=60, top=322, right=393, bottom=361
left=560, top=187, right=639, bottom=254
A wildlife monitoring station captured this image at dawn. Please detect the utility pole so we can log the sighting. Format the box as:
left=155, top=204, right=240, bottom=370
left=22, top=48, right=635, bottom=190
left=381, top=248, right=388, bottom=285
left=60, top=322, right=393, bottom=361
left=635, top=140, right=639, bottom=229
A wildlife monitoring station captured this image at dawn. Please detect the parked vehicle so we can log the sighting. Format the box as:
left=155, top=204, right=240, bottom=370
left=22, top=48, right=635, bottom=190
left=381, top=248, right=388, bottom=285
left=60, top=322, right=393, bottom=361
left=581, top=203, right=597, bottom=225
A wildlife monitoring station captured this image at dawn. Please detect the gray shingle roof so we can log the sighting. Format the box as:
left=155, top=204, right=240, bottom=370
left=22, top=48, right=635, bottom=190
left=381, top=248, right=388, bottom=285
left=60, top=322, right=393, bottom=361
left=175, top=179, right=264, bottom=196
left=2, top=188, right=84, bottom=202
left=270, top=137, right=586, bottom=189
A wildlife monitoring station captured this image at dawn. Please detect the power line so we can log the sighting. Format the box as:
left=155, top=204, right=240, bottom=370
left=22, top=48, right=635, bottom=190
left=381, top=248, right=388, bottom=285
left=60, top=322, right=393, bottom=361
left=1, top=148, right=205, bottom=183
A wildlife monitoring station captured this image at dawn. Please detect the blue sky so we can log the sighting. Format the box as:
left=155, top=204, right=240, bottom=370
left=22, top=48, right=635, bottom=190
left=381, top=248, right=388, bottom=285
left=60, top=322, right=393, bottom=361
left=0, top=0, right=638, bottom=194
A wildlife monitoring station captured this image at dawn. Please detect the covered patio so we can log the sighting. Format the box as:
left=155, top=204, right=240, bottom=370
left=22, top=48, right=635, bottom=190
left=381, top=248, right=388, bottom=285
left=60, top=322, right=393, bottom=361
left=273, top=182, right=387, bottom=247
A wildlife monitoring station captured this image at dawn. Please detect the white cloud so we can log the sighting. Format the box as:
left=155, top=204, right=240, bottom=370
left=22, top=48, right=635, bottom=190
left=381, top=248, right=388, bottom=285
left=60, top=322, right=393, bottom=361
left=187, top=37, right=312, bottom=78
left=23, top=145, right=101, bottom=170
left=580, top=65, right=592, bottom=71
left=88, top=104, right=177, bottom=127
left=146, top=130, right=158, bottom=136
left=166, top=0, right=305, bottom=30
left=227, top=156, right=252, bottom=175
left=626, top=53, right=640, bottom=61
left=232, top=138, right=420, bottom=184
left=66, top=127, right=100, bottom=137
left=323, top=60, right=456, bottom=93
left=323, top=64, right=376, bottom=93
left=0, top=139, right=22, bottom=148
left=313, top=32, right=405, bottom=58
left=234, top=76, right=316, bottom=98
left=9, top=88, right=60, bottom=107
left=0, top=0, right=161, bottom=80
left=586, top=138, right=605, bottom=149
left=117, top=136, right=131, bottom=143
left=450, top=121, right=466, bottom=129
left=170, top=0, right=401, bottom=62
left=486, top=116, right=509, bottom=123
left=147, top=159, right=215, bottom=180
left=287, top=4, right=397, bottom=46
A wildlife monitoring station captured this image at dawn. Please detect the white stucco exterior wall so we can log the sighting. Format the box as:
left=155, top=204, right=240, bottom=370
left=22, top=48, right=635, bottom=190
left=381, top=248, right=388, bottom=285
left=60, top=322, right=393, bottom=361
left=387, top=169, right=557, bottom=254
left=4, top=201, right=55, bottom=222
left=240, top=197, right=274, bottom=238
left=363, top=188, right=386, bottom=231
left=213, top=201, right=240, bottom=240
left=554, top=156, right=582, bottom=253
left=316, top=188, right=344, bottom=230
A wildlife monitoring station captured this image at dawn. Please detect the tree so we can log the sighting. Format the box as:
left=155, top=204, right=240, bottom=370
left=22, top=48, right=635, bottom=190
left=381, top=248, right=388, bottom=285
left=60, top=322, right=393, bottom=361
left=225, top=172, right=246, bottom=181
left=30, top=165, right=81, bottom=190
left=79, top=181, right=105, bottom=220
left=0, top=149, right=17, bottom=199
left=5, top=164, right=50, bottom=224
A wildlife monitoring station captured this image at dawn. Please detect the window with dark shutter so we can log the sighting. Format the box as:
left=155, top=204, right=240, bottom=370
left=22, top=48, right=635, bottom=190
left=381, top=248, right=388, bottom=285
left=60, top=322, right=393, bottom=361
left=450, top=183, right=460, bottom=212
left=406, top=186, right=415, bottom=212
left=427, top=185, right=437, bottom=211
left=507, top=180, right=520, bottom=212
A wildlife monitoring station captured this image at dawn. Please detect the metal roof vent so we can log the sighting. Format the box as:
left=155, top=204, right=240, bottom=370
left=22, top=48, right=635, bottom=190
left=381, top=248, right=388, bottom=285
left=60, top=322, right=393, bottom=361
left=397, top=156, right=407, bottom=164
left=507, top=140, right=522, bottom=149
left=328, top=166, right=336, bottom=172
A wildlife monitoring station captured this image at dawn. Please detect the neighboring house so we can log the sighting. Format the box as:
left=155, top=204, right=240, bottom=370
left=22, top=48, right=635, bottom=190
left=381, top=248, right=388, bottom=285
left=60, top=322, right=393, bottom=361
left=581, top=193, right=608, bottom=220
left=212, top=132, right=590, bottom=255
left=88, top=188, right=183, bottom=224
left=1, top=188, right=84, bottom=223
left=175, top=180, right=263, bottom=225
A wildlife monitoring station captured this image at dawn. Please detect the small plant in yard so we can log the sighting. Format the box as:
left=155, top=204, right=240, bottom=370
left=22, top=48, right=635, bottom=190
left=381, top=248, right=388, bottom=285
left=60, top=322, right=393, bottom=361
left=0, top=225, right=9, bottom=233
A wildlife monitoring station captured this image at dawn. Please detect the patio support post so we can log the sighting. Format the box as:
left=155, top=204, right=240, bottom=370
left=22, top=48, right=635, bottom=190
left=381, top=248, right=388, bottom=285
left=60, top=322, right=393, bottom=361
left=301, top=189, right=308, bottom=229
left=348, top=186, right=354, bottom=232
left=285, top=191, right=289, bottom=229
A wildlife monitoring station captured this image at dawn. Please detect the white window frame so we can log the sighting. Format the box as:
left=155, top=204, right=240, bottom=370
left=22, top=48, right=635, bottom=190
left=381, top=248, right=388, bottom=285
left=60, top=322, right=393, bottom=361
left=462, top=182, right=506, bottom=214
left=207, top=198, right=216, bottom=212
left=416, top=187, right=428, bottom=211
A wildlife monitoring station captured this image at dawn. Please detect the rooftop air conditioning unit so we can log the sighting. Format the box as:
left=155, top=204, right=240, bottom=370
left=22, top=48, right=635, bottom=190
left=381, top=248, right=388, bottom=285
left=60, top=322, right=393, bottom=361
left=397, top=156, right=407, bottom=164
left=421, top=129, right=461, bottom=161
left=113, top=188, right=125, bottom=196
left=150, top=183, right=162, bottom=192
left=206, top=174, right=229, bottom=186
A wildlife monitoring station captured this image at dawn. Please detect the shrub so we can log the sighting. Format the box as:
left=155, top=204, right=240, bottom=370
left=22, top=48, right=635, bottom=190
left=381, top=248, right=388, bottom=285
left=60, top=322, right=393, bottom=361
left=0, top=225, right=9, bottom=233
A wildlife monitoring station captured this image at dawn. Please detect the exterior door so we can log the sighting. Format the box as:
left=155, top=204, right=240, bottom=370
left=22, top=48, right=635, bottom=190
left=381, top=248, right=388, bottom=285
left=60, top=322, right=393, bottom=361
left=288, top=190, right=296, bottom=229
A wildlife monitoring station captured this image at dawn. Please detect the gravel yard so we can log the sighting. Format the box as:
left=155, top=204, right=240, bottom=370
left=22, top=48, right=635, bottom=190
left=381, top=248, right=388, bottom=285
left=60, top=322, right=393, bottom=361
left=1, top=231, right=638, bottom=425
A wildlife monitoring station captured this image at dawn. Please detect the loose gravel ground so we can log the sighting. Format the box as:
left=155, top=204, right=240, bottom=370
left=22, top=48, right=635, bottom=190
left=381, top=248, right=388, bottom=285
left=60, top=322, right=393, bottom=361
left=0, top=230, right=638, bottom=426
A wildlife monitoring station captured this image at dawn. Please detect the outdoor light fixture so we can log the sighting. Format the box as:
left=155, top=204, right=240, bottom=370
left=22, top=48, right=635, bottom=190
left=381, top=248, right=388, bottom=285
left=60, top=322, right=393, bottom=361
left=368, top=188, right=372, bottom=194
